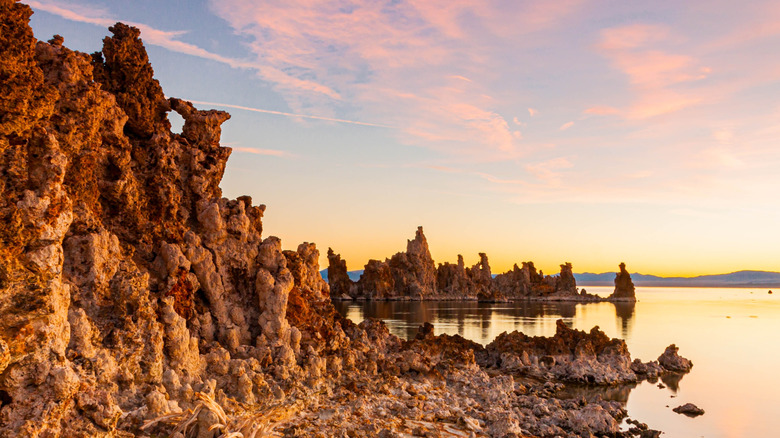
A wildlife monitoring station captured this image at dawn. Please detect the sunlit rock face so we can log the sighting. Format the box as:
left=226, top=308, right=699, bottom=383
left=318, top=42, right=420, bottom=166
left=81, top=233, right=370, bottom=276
left=610, top=262, right=637, bottom=301
left=481, top=320, right=638, bottom=385
left=0, top=4, right=332, bottom=434
left=0, top=3, right=690, bottom=437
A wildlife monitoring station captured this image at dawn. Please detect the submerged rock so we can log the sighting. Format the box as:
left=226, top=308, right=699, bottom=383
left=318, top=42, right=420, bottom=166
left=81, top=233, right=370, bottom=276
left=657, top=344, right=694, bottom=372
left=482, top=320, right=692, bottom=386
left=672, top=403, right=705, bottom=417
left=483, top=320, right=637, bottom=385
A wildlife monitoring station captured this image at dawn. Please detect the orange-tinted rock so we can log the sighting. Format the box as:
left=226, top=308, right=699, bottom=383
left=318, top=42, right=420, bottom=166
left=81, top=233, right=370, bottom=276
left=483, top=320, right=638, bottom=384
left=326, top=247, right=353, bottom=298
left=0, top=13, right=331, bottom=435
left=0, top=8, right=690, bottom=437
left=609, top=262, right=636, bottom=301
left=91, top=23, right=170, bottom=139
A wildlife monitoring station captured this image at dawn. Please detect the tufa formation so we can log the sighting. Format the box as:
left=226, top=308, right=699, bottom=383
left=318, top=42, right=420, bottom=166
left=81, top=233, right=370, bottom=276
left=609, top=262, right=637, bottom=301
left=328, top=228, right=619, bottom=302
left=0, top=3, right=684, bottom=437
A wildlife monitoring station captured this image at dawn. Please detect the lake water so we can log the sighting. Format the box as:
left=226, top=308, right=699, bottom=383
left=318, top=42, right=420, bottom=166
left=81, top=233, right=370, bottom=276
left=333, top=287, right=780, bottom=438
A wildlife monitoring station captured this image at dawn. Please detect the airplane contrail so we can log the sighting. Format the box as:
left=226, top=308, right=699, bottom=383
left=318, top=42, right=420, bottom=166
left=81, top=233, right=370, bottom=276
left=187, top=100, right=393, bottom=129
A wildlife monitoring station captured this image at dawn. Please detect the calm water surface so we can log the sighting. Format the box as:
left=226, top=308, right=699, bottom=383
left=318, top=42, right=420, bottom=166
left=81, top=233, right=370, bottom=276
left=334, top=287, right=780, bottom=438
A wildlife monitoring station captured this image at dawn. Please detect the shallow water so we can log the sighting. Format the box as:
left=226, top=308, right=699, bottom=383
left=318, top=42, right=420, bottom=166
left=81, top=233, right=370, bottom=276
left=334, top=287, right=780, bottom=438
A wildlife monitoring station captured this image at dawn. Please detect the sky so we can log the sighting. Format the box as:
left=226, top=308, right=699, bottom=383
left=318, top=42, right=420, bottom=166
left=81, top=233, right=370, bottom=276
left=25, top=0, right=780, bottom=277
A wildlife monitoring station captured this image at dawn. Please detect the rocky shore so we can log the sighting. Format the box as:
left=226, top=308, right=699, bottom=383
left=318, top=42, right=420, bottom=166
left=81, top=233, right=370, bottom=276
left=328, top=228, right=637, bottom=303
left=1, top=3, right=684, bottom=437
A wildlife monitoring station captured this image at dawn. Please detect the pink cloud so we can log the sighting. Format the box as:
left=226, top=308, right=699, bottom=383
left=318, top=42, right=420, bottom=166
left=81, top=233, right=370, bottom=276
left=559, top=121, right=574, bottom=131
left=27, top=1, right=339, bottom=99
left=627, top=92, right=702, bottom=119
left=584, top=106, right=621, bottom=116
left=528, top=108, right=538, bottom=117
left=597, top=23, right=710, bottom=119
left=206, top=0, right=585, bottom=161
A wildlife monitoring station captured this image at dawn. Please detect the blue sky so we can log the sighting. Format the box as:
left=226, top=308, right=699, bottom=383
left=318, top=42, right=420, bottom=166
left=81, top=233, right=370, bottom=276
left=26, top=0, right=780, bottom=275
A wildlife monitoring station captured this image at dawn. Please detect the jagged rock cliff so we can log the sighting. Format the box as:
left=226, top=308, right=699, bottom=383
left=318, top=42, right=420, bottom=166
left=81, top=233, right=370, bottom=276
left=609, top=262, right=637, bottom=301
left=0, top=4, right=337, bottom=435
left=1, top=4, right=687, bottom=437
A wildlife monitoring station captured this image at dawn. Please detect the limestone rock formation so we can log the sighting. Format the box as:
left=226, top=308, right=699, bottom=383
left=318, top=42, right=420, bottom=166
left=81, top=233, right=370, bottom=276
left=466, top=252, right=496, bottom=300
left=331, top=230, right=592, bottom=301
left=481, top=320, right=693, bottom=386
left=672, top=403, right=704, bottom=417
left=610, top=262, right=637, bottom=301
left=0, top=6, right=693, bottom=437
left=326, top=248, right=352, bottom=298
left=657, top=344, right=693, bottom=372
left=386, top=226, right=437, bottom=299
left=436, top=253, right=503, bottom=301
left=482, top=320, right=637, bottom=385
left=357, top=258, right=395, bottom=299
left=436, top=254, right=472, bottom=296
left=493, top=261, right=591, bottom=300
left=0, top=7, right=333, bottom=435
left=328, top=227, right=438, bottom=300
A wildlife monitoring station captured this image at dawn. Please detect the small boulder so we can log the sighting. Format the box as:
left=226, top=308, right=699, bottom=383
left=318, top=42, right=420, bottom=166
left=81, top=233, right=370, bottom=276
left=673, top=403, right=705, bottom=417
left=658, top=344, right=693, bottom=372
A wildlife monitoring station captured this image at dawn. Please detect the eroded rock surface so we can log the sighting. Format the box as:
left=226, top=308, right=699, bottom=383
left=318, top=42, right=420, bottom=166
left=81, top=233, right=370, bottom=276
left=610, top=263, right=637, bottom=301
left=672, top=403, right=704, bottom=417
left=331, top=231, right=614, bottom=302
left=0, top=6, right=324, bottom=435
left=1, top=5, right=690, bottom=437
left=483, top=320, right=637, bottom=385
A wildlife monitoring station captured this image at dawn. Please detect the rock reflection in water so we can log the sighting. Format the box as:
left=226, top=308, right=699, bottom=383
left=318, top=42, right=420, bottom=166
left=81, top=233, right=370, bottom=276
left=556, top=381, right=637, bottom=403
left=334, top=299, right=635, bottom=345
left=335, top=299, right=657, bottom=407
left=659, top=372, right=684, bottom=393
left=613, top=301, right=636, bottom=339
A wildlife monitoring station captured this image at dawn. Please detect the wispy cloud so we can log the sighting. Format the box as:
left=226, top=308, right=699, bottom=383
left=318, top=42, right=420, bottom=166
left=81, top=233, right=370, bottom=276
left=205, top=0, right=583, bottom=160
left=597, top=23, right=710, bottom=119
left=187, top=100, right=391, bottom=128
left=559, top=121, right=574, bottom=131
left=232, top=147, right=295, bottom=158
left=528, top=108, right=538, bottom=117
left=27, top=0, right=339, bottom=98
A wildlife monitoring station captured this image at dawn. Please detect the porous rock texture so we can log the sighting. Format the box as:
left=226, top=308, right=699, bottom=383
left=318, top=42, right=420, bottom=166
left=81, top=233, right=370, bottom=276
left=1, top=4, right=690, bottom=437
left=480, top=321, right=689, bottom=386
left=0, top=5, right=329, bottom=435
left=609, top=263, right=637, bottom=301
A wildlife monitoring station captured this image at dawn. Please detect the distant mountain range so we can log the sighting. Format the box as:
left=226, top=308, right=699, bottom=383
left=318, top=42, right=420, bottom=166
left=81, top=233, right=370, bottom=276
left=320, top=269, right=363, bottom=282
left=575, top=270, right=780, bottom=288
left=320, top=269, right=780, bottom=288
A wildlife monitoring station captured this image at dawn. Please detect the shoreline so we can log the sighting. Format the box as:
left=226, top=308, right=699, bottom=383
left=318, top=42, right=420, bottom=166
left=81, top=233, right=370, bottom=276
left=331, top=295, right=637, bottom=303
